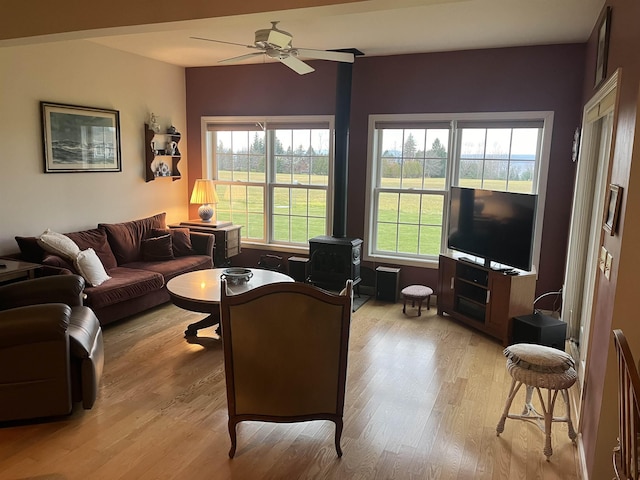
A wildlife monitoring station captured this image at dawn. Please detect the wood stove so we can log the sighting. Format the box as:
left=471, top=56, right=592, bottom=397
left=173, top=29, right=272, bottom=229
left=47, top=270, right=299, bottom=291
left=308, top=235, right=362, bottom=290
left=307, top=52, right=364, bottom=292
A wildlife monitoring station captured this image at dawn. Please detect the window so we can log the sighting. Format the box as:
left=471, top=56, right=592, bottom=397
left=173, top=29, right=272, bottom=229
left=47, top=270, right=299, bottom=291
left=365, top=113, right=552, bottom=266
left=203, top=116, right=334, bottom=247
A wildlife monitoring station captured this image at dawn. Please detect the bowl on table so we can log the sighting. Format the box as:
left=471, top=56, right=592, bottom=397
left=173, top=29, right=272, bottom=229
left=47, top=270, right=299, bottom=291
left=221, top=268, right=253, bottom=285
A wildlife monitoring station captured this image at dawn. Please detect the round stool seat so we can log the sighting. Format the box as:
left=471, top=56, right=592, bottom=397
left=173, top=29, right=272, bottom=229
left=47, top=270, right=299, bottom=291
left=507, top=360, right=577, bottom=390
left=401, top=285, right=433, bottom=298
left=400, top=285, right=433, bottom=317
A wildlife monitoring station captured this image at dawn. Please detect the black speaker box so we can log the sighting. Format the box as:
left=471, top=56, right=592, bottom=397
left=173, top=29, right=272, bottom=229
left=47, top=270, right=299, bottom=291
left=376, top=266, right=401, bottom=302
left=288, top=256, right=309, bottom=283
left=511, top=313, right=567, bottom=351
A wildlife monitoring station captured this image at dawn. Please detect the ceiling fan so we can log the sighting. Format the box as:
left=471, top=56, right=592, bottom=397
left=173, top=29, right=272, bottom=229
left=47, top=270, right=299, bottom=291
left=191, top=21, right=355, bottom=75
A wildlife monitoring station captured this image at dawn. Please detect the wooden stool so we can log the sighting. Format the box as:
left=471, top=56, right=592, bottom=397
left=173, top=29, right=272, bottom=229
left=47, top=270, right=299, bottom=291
left=496, top=343, right=577, bottom=460
left=400, top=285, right=433, bottom=316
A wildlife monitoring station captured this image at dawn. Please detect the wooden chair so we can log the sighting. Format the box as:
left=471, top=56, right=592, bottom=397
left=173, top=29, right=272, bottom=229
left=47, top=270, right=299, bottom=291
left=613, top=329, right=640, bottom=479
left=219, top=279, right=353, bottom=458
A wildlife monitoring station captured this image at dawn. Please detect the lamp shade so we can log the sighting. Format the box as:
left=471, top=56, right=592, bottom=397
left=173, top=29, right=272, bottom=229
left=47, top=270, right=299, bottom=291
left=190, top=179, right=219, bottom=205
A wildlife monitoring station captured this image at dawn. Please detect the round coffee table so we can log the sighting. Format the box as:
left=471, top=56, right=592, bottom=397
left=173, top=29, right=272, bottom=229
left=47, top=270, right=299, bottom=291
left=167, top=268, right=294, bottom=337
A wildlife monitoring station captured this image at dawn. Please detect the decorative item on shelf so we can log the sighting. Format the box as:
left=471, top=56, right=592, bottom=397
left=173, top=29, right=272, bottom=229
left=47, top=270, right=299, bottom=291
left=149, top=112, right=161, bottom=134
left=167, top=125, right=177, bottom=135
left=155, top=161, right=171, bottom=177
left=190, top=179, right=219, bottom=222
left=168, top=141, right=180, bottom=156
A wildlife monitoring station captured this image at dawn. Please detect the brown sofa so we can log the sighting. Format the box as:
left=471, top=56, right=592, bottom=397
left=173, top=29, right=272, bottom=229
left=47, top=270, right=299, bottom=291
left=0, top=274, right=103, bottom=421
left=14, top=213, right=214, bottom=325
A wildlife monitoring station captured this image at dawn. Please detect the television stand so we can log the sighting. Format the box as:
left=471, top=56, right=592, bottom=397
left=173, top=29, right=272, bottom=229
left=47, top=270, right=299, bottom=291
left=437, top=254, right=536, bottom=345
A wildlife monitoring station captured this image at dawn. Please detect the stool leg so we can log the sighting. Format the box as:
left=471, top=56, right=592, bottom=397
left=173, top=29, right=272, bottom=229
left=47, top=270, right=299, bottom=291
left=426, top=295, right=431, bottom=310
left=562, top=389, right=577, bottom=442
left=402, top=297, right=407, bottom=314
left=523, top=385, right=535, bottom=415
left=497, top=378, right=523, bottom=435
left=417, top=299, right=422, bottom=316
left=542, top=388, right=559, bottom=460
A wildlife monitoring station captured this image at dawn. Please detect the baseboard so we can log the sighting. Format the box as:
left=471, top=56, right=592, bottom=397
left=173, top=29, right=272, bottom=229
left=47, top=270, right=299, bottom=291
left=577, top=434, right=588, bottom=480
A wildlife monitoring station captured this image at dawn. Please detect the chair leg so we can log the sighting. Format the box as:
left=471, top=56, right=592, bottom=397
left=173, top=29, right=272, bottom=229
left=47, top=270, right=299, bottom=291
left=228, top=419, right=237, bottom=458
left=334, top=418, right=344, bottom=458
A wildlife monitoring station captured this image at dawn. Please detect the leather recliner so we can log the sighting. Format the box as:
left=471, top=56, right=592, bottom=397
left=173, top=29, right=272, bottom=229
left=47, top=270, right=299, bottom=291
left=0, top=274, right=104, bottom=422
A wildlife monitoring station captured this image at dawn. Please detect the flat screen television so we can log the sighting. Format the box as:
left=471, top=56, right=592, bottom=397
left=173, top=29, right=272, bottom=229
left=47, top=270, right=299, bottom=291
left=447, top=186, right=538, bottom=271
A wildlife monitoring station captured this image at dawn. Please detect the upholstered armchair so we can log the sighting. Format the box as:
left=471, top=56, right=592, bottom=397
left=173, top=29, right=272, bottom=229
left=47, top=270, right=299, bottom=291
left=220, top=279, right=353, bottom=458
left=0, top=275, right=104, bottom=422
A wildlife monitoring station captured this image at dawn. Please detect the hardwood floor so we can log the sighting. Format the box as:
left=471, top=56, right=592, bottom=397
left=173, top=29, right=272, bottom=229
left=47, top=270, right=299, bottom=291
left=0, top=299, right=580, bottom=479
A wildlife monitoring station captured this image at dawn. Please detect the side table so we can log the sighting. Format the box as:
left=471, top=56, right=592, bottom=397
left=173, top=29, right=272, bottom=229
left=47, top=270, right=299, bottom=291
left=169, top=221, right=242, bottom=267
left=0, top=259, right=41, bottom=284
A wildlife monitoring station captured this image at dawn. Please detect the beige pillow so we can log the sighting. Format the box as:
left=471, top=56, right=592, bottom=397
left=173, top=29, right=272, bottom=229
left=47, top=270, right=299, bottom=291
left=37, top=229, right=80, bottom=260
left=74, top=248, right=111, bottom=287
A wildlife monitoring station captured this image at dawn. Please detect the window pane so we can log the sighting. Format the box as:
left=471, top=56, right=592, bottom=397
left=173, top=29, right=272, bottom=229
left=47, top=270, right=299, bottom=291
left=485, top=129, right=511, bottom=159
left=460, top=129, right=486, bottom=159
left=397, top=224, right=419, bottom=254
left=398, top=193, right=420, bottom=224
left=378, top=192, right=399, bottom=223
left=310, top=156, right=329, bottom=185
left=246, top=213, right=264, bottom=240
left=401, top=159, right=424, bottom=189
left=419, top=226, right=442, bottom=255
left=272, top=215, right=290, bottom=242
left=511, top=128, right=538, bottom=159
left=420, top=195, right=444, bottom=225
left=508, top=161, right=535, bottom=193
left=376, top=222, right=398, bottom=252
left=290, top=217, right=309, bottom=243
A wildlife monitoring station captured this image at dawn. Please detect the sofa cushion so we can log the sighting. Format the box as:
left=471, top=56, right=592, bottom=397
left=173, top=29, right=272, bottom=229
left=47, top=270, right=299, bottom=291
left=99, top=213, right=166, bottom=265
left=37, top=229, right=81, bottom=260
left=66, top=228, right=118, bottom=270
left=42, top=253, right=78, bottom=274
left=151, top=227, right=195, bottom=257
left=124, top=255, right=212, bottom=282
left=74, top=248, right=111, bottom=287
left=15, top=236, right=46, bottom=263
left=82, top=267, right=164, bottom=311
left=141, top=235, right=174, bottom=261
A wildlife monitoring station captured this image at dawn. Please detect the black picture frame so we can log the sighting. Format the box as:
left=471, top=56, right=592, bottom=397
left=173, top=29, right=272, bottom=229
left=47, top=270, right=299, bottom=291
left=41, top=101, right=122, bottom=173
left=603, top=183, right=622, bottom=235
left=594, top=6, right=611, bottom=89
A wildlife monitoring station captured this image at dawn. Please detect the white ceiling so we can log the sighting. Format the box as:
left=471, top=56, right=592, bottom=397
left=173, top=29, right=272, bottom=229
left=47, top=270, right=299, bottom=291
left=85, top=0, right=604, bottom=68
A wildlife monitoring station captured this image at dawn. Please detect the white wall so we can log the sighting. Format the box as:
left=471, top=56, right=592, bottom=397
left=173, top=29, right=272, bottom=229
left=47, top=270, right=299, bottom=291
left=0, top=40, right=188, bottom=254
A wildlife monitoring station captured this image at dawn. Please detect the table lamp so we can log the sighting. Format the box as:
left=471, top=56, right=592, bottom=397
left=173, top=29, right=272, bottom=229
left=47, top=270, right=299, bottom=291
left=190, top=179, right=219, bottom=222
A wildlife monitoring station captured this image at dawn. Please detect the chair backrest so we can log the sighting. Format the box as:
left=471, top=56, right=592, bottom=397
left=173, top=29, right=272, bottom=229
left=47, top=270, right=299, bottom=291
left=221, top=279, right=352, bottom=416
left=612, top=329, right=640, bottom=479
left=220, top=279, right=353, bottom=457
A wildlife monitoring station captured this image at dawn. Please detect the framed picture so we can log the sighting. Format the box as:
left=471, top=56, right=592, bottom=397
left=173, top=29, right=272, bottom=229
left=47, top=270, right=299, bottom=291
left=603, top=184, right=622, bottom=235
left=41, top=101, right=121, bottom=173
left=594, top=6, right=611, bottom=88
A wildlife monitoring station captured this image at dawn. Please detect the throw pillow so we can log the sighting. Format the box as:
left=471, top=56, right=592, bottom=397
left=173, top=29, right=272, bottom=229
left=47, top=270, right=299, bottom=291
left=151, top=227, right=195, bottom=257
left=37, top=229, right=81, bottom=261
left=74, top=248, right=111, bottom=287
left=141, top=234, right=175, bottom=261
left=503, top=343, right=575, bottom=374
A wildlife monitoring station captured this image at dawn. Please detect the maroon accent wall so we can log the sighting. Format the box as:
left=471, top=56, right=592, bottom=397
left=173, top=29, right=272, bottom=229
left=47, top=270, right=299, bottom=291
left=186, top=44, right=585, bottom=294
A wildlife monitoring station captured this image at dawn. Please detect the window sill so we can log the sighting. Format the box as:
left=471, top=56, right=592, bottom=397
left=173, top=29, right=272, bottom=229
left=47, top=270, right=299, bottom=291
left=363, top=253, right=439, bottom=269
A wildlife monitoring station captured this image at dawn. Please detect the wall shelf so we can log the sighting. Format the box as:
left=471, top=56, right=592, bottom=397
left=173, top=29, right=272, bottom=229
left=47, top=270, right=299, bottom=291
left=145, top=123, right=181, bottom=182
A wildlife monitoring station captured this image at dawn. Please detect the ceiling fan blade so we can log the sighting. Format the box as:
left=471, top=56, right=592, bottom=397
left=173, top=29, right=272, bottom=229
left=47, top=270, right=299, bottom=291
left=294, top=48, right=355, bottom=63
left=190, top=37, right=256, bottom=49
left=219, top=52, right=264, bottom=64
left=279, top=56, right=315, bottom=75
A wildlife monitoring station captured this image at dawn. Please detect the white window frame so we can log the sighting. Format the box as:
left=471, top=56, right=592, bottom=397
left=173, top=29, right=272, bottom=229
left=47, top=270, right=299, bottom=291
left=364, top=111, right=554, bottom=270
left=201, top=115, right=335, bottom=252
